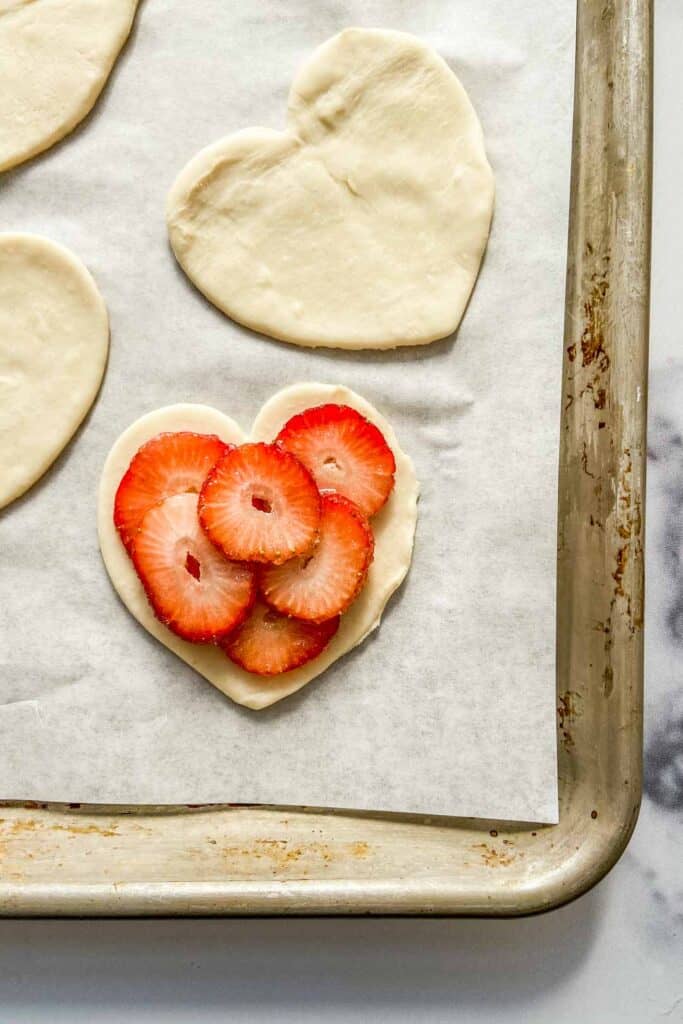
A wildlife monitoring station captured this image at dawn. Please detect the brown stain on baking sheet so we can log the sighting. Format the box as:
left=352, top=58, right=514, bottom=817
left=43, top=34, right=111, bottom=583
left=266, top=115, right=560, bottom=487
left=219, top=839, right=372, bottom=872
left=577, top=439, right=644, bottom=704
left=612, top=545, right=629, bottom=597
left=581, top=264, right=610, bottom=371
left=570, top=253, right=643, bottom=641
left=6, top=818, right=39, bottom=834
left=566, top=254, right=611, bottom=398
left=611, top=447, right=644, bottom=632
left=51, top=823, right=119, bottom=838
left=581, top=441, right=595, bottom=478
left=0, top=819, right=120, bottom=839
left=471, top=843, right=519, bottom=868
left=593, top=619, right=616, bottom=697
left=616, top=450, right=635, bottom=538
left=603, top=664, right=614, bottom=698
left=571, top=380, right=608, bottom=412
left=558, top=690, right=583, bottom=750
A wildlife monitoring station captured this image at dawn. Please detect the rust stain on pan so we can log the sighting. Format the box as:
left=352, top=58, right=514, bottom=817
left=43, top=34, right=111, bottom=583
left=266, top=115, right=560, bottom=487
left=0, top=819, right=120, bottom=839
left=581, top=263, right=610, bottom=371
left=616, top=450, right=635, bottom=538
left=567, top=253, right=611, bottom=411
left=611, top=447, right=644, bottom=632
left=569, top=252, right=645, bottom=642
left=5, top=819, right=39, bottom=834
left=594, top=619, right=615, bottom=698
left=612, top=545, right=629, bottom=597
left=574, top=381, right=609, bottom=410
left=581, top=442, right=595, bottom=478
left=219, top=839, right=372, bottom=871
left=558, top=690, right=583, bottom=750
left=471, top=843, right=519, bottom=868
left=603, top=664, right=614, bottom=698
left=51, top=824, right=119, bottom=838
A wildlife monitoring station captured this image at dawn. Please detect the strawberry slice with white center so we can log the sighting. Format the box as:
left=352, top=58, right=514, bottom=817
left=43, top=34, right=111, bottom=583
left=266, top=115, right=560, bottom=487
left=222, top=600, right=339, bottom=676
left=198, top=443, right=321, bottom=565
left=259, top=492, right=374, bottom=623
left=275, top=403, right=396, bottom=517
left=132, top=491, right=255, bottom=643
left=114, top=431, right=230, bottom=553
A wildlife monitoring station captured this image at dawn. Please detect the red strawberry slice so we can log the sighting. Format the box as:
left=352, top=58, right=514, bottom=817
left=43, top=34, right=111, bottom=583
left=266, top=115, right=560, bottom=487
left=198, top=443, right=321, bottom=565
left=115, top=431, right=230, bottom=553
left=132, top=491, right=255, bottom=643
left=259, top=492, right=374, bottom=623
left=222, top=600, right=339, bottom=676
left=275, top=403, right=396, bottom=517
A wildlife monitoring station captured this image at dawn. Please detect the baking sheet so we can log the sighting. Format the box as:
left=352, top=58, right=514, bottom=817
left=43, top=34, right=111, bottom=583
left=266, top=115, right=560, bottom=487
left=0, top=0, right=573, bottom=822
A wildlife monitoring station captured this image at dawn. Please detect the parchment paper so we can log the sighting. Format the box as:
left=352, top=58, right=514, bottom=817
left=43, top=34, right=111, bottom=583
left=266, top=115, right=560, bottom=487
left=0, top=0, right=573, bottom=822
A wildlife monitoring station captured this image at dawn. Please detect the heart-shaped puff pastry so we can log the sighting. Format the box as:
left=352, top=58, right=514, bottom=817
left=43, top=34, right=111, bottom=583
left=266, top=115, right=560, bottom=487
left=0, top=0, right=138, bottom=172
left=98, top=384, right=419, bottom=710
left=167, top=28, right=494, bottom=350
left=0, top=233, right=109, bottom=510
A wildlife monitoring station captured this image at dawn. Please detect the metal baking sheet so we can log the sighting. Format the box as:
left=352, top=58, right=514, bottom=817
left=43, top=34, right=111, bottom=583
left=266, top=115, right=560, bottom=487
left=0, top=0, right=567, bottom=823
left=0, top=0, right=649, bottom=916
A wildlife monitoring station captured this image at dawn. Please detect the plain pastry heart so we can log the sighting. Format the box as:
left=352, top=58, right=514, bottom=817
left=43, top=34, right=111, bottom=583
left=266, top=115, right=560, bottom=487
left=98, top=384, right=419, bottom=710
left=0, top=233, right=109, bottom=510
left=167, top=28, right=494, bottom=350
left=0, top=0, right=138, bottom=173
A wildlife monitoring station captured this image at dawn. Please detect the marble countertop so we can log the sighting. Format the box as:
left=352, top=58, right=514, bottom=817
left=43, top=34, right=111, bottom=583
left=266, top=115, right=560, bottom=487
left=0, top=2, right=680, bottom=1021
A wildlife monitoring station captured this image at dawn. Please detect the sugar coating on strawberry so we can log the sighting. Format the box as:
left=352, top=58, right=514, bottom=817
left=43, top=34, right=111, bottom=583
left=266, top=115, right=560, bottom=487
left=275, top=403, right=396, bottom=517
left=132, top=491, right=255, bottom=643
left=259, top=492, right=374, bottom=623
left=114, top=431, right=230, bottom=553
left=198, top=443, right=321, bottom=565
left=222, top=600, right=339, bottom=676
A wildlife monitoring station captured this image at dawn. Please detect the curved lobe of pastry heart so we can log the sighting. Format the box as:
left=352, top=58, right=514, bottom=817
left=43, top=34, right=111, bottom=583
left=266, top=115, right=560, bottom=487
left=0, top=232, right=109, bottom=510
left=167, top=28, right=494, bottom=350
left=0, top=0, right=138, bottom=172
left=98, top=384, right=419, bottom=710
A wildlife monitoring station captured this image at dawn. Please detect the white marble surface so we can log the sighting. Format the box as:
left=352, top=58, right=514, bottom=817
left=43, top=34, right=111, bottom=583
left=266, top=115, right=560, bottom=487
left=0, top=2, right=680, bottom=1021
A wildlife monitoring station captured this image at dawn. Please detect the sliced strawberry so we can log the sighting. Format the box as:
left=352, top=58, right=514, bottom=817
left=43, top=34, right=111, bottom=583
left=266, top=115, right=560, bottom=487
left=259, top=492, right=374, bottom=623
left=275, top=403, right=396, bottom=517
left=132, top=491, right=255, bottom=643
left=198, top=443, right=321, bottom=565
left=115, top=431, right=230, bottom=553
left=222, top=600, right=339, bottom=676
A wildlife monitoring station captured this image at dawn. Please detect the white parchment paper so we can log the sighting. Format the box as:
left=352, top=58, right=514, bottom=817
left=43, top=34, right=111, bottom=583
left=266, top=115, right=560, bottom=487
left=0, top=0, right=573, bottom=822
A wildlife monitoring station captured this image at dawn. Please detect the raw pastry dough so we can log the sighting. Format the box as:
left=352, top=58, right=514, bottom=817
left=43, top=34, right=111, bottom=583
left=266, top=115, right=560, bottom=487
left=0, top=233, right=109, bottom=509
left=167, top=28, right=494, bottom=350
left=0, top=0, right=138, bottom=173
left=98, top=384, right=419, bottom=710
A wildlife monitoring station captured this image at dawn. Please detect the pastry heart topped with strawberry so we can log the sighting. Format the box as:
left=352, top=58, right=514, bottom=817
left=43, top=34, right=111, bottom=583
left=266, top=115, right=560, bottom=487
left=98, top=384, right=418, bottom=710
